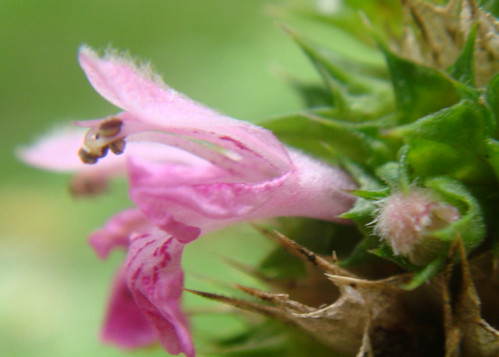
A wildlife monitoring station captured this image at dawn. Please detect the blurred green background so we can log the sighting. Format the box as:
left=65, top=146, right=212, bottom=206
left=0, top=1, right=364, bottom=356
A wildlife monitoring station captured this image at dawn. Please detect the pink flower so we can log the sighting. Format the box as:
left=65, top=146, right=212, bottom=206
left=20, top=46, right=356, bottom=357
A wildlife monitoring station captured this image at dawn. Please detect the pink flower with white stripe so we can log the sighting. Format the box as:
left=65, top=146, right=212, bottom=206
left=20, top=46, right=356, bottom=357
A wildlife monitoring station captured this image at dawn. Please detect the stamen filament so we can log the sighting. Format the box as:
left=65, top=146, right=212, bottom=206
left=78, top=117, right=286, bottom=181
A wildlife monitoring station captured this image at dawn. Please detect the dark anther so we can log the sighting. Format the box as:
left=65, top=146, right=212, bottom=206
left=109, top=139, right=126, bottom=155
left=78, top=146, right=108, bottom=164
left=98, top=145, right=109, bottom=157
left=78, top=148, right=99, bottom=164
left=98, top=117, right=123, bottom=137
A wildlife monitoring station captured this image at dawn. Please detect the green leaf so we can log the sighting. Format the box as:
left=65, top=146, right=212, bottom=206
left=292, top=83, right=332, bottom=108
left=264, top=112, right=393, bottom=166
left=402, top=254, right=447, bottom=290
left=288, top=28, right=388, bottom=85
left=287, top=30, right=394, bottom=121
left=299, top=0, right=403, bottom=46
left=448, top=24, right=477, bottom=86
left=487, top=73, right=499, bottom=130
left=491, top=217, right=499, bottom=268
left=264, top=112, right=365, bottom=161
left=259, top=219, right=336, bottom=278
left=394, top=100, right=491, bottom=149
left=340, top=195, right=379, bottom=237
left=340, top=234, right=381, bottom=267
left=372, top=242, right=449, bottom=290
left=213, top=320, right=341, bottom=357
left=371, top=245, right=448, bottom=290
left=375, top=162, right=400, bottom=188
left=371, top=242, right=418, bottom=271
left=339, top=187, right=386, bottom=267
left=340, top=198, right=377, bottom=224
left=260, top=246, right=307, bottom=279
left=375, top=146, right=411, bottom=189
left=336, top=156, right=385, bottom=191
left=404, top=139, right=494, bottom=184
left=379, top=43, right=459, bottom=123
left=348, top=189, right=389, bottom=200
left=339, top=161, right=389, bottom=267
left=339, top=157, right=386, bottom=241
left=390, top=100, right=496, bottom=184
left=259, top=218, right=363, bottom=280
left=481, top=0, right=499, bottom=17
left=487, top=139, right=499, bottom=181
left=425, top=176, right=485, bottom=252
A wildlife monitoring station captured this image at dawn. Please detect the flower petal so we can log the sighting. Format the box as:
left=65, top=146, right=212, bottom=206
left=18, top=128, right=90, bottom=172
left=88, top=209, right=150, bottom=259
left=100, top=265, right=157, bottom=349
left=78, top=46, right=291, bottom=178
left=18, top=126, right=221, bottom=197
left=128, top=157, right=289, bottom=220
left=129, top=149, right=356, bottom=233
left=126, top=230, right=194, bottom=357
left=269, top=149, right=356, bottom=220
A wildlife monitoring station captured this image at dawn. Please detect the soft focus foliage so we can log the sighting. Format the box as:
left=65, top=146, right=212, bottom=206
left=264, top=0, right=497, bottom=289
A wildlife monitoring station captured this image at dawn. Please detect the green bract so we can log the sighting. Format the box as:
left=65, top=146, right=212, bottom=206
left=262, top=0, right=498, bottom=288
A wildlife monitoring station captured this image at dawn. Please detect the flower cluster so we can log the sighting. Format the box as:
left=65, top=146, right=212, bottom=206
left=20, top=47, right=356, bottom=356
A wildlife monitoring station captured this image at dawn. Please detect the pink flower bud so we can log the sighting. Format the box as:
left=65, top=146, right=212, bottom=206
left=375, top=188, right=459, bottom=265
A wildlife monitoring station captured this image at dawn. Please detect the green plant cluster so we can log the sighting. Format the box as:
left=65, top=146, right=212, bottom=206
left=262, top=0, right=499, bottom=289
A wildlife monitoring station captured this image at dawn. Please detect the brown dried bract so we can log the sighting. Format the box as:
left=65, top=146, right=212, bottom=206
left=442, top=240, right=499, bottom=357
left=189, top=229, right=443, bottom=356
left=400, top=0, right=499, bottom=86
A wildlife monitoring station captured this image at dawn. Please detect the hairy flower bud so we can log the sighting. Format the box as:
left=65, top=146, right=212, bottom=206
left=375, top=188, right=459, bottom=266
